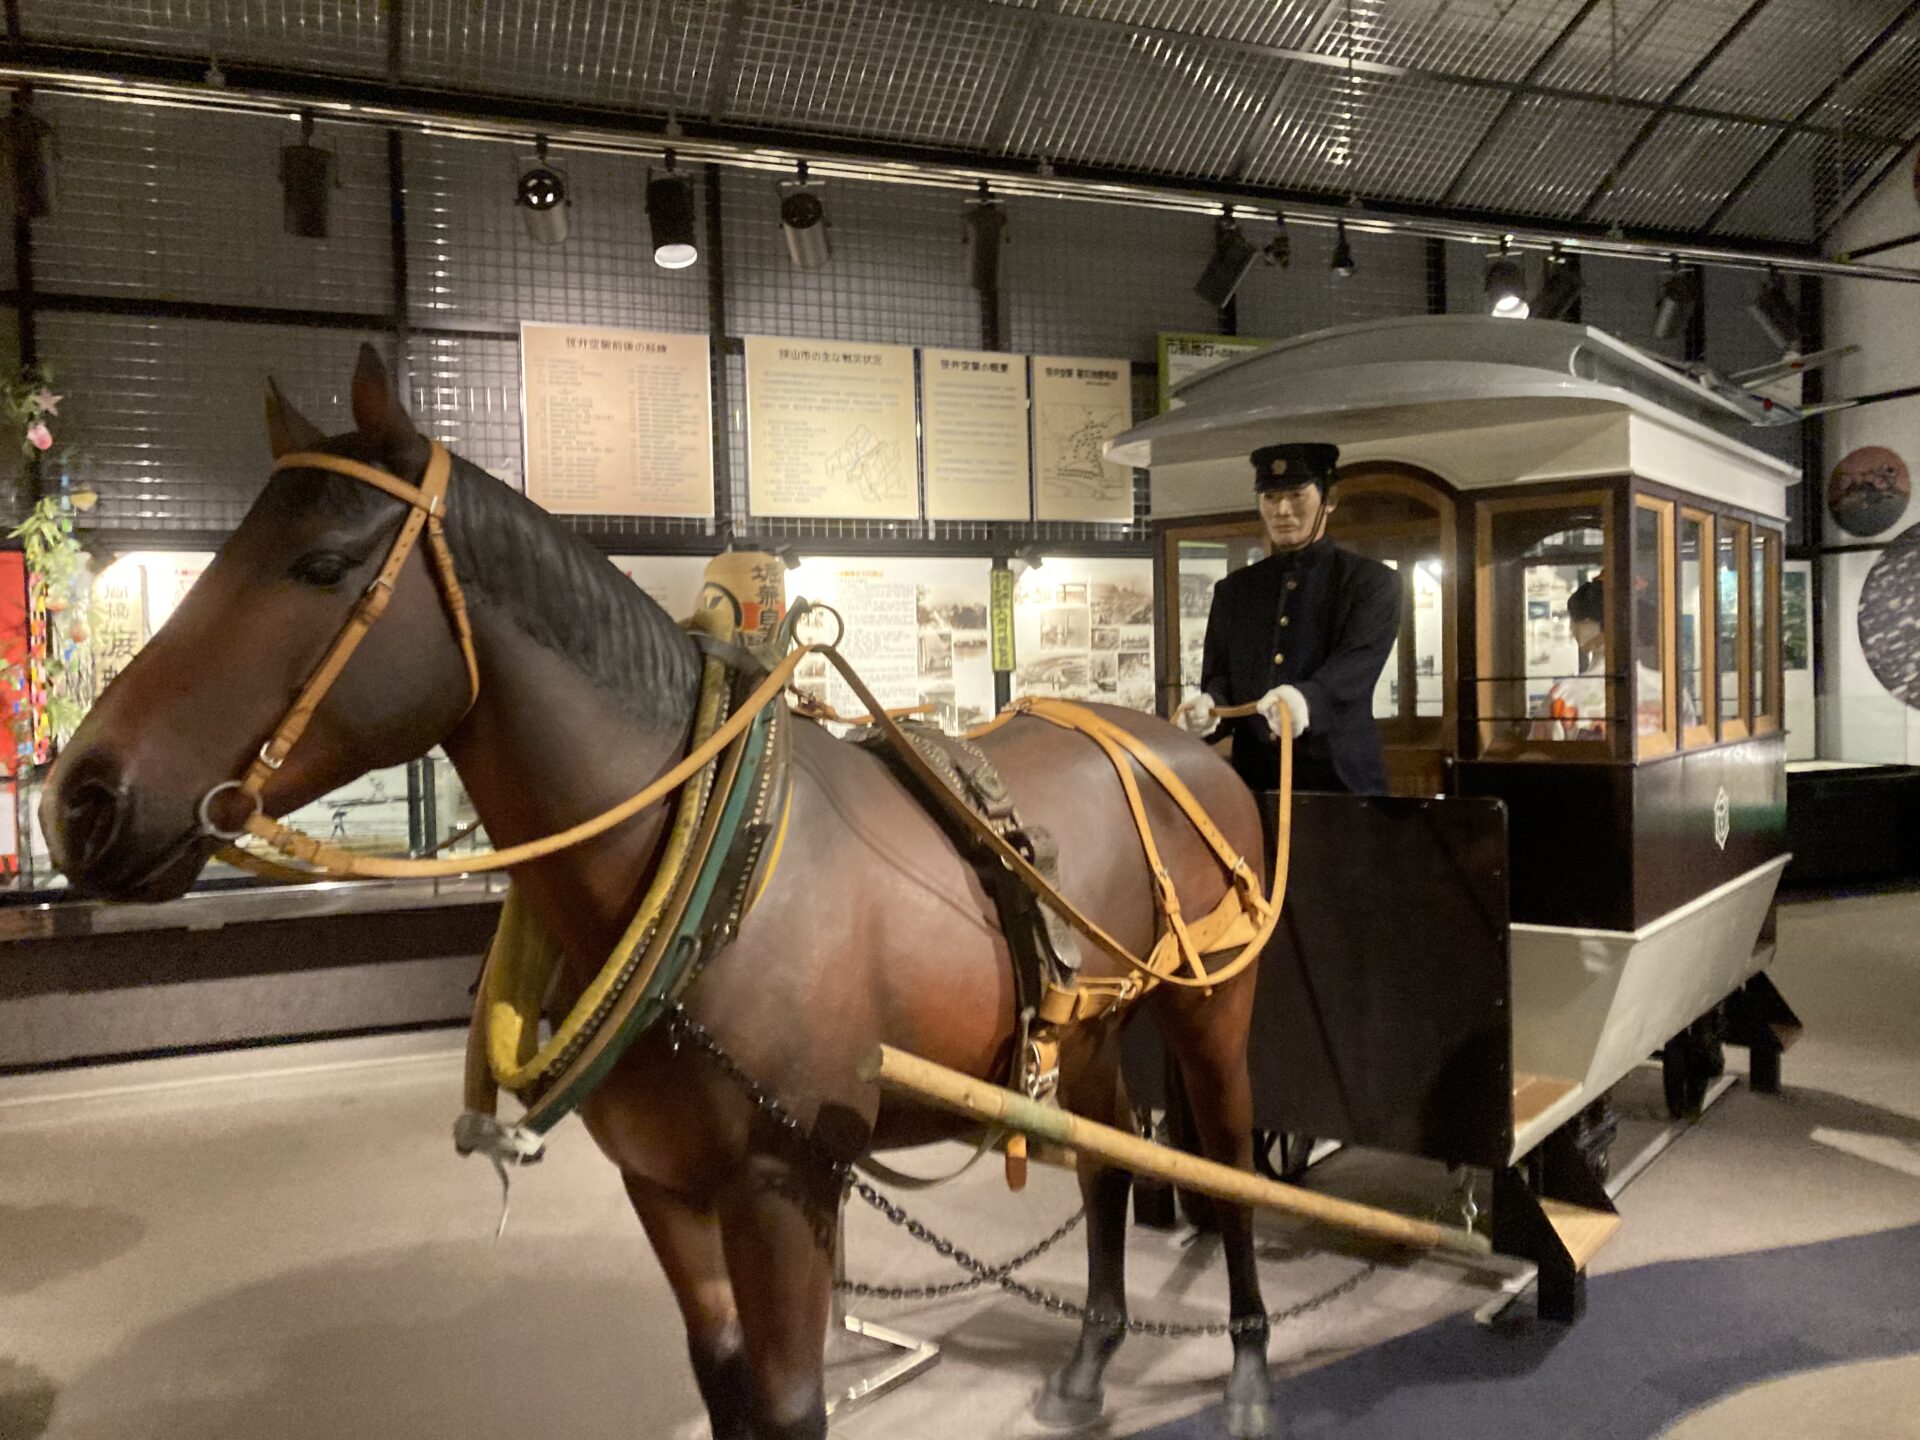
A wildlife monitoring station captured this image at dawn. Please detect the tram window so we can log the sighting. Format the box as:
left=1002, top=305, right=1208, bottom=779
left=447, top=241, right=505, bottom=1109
left=1171, top=534, right=1265, bottom=708
left=1476, top=495, right=1611, bottom=754
left=1754, top=530, right=1782, bottom=733
left=1632, top=497, right=1676, bottom=757
left=1716, top=520, right=1751, bottom=738
left=1678, top=510, right=1714, bottom=747
left=1373, top=559, right=1401, bottom=720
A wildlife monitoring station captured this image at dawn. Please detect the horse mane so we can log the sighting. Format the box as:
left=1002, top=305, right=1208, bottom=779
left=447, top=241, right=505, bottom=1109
left=259, top=435, right=700, bottom=729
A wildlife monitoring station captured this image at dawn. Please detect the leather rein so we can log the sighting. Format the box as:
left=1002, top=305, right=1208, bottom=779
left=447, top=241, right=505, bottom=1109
left=201, top=443, right=1290, bottom=997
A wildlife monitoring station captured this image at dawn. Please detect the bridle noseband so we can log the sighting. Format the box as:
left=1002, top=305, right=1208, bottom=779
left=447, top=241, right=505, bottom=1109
left=197, top=440, right=479, bottom=840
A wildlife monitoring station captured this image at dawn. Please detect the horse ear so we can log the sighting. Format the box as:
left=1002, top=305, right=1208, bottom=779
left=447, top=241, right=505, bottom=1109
left=350, top=342, right=418, bottom=447
left=264, top=378, right=326, bottom=459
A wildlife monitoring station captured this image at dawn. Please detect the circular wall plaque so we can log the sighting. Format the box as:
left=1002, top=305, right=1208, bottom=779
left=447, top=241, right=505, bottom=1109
left=1859, top=521, right=1920, bottom=708
left=1828, top=446, right=1912, bottom=538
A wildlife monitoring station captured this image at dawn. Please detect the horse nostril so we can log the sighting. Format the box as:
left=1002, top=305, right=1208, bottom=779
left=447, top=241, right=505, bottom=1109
left=60, top=776, right=130, bottom=874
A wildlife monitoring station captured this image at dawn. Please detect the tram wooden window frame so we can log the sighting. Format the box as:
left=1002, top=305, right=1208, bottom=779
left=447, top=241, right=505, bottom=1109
left=1473, top=486, right=1619, bottom=763
left=1677, top=506, right=1717, bottom=751
left=1752, top=529, right=1783, bottom=736
left=1633, top=495, right=1678, bottom=761
left=1326, top=466, right=1458, bottom=750
left=1716, top=517, right=1753, bottom=742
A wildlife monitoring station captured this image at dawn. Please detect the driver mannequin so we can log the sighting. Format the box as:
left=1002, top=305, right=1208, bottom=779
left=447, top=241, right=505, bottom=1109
left=1182, top=443, right=1401, bottom=795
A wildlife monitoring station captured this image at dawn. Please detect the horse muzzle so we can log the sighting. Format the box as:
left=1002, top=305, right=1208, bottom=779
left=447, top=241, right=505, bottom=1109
left=41, top=748, right=212, bottom=901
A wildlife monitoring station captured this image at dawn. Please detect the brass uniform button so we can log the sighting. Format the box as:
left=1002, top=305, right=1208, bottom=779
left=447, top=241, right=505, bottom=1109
left=1286, top=579, right=1298, bottom=591
left=1279, top=616, right=1290, bottom=626
left=1272, top=652, right=1285, bottom=665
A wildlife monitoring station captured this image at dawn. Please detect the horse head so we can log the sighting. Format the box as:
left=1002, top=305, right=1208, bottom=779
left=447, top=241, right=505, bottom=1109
left=42, top=345, right=477, bottom=900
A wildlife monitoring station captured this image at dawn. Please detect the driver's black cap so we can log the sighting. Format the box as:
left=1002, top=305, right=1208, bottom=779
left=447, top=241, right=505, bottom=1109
left=1251, top=442, right=1340, bottom=493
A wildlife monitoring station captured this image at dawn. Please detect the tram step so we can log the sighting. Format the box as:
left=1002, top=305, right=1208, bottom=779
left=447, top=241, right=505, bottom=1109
left=1541, top=1198, right=1621, bottom=1270
left=1512, top=1073, right=1579, bottom=1130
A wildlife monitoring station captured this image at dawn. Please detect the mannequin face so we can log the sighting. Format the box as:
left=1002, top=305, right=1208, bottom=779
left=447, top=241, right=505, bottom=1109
left=1572, top=617, right=1603, bottom=660
left=1259, top=484, right=1333, bottom=551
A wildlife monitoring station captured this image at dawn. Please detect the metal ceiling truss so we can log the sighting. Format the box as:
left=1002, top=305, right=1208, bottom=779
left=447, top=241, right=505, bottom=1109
left=11, top=0, right=1920, bottom=266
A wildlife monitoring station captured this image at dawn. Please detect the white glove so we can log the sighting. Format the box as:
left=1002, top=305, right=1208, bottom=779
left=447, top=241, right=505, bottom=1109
left=1176, top=693, right=1218, bottom=737
left=1256, top=684, right=1309, bottom=740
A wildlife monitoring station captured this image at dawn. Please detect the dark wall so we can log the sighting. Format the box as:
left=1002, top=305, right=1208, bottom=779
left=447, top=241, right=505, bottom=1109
left=0, top=903, right=500, bottom=1069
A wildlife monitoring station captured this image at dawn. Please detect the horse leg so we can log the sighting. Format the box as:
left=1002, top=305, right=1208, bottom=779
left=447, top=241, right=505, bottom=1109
left=1037, top=1033, right=1133, bottom=1429
left=623, top=1172, right=756, bottom=1440
left=716, top=1152, right=839, bottom=1440
left=1167, top=1007, right=1277, bottom=1440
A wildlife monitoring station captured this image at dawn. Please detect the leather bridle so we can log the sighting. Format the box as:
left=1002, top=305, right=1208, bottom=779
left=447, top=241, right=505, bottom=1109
left=197, top=440, right=479, bottom=841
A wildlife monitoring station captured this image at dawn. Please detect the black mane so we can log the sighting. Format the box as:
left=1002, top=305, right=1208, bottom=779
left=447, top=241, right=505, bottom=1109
left=261, top=437, right=700, bottom=729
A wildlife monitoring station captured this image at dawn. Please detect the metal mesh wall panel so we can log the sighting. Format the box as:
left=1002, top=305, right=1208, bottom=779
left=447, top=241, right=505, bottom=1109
left=722, top=170, right=980, bottom=350
left=1687, top=0, right=1911, bottom=121
left=1578, top=251, right=1688, bottom=361
left=724, top=0, right=1026, bottom=148
left=1451, top=93, right=1637, bottom=217
left=1052, top=1, right=1326, bottom=52
left=1239, top=68, right=1509, bottom=203
left=1536, top=0, right=1752, bottom=104
left=399, top=0, right=727, bottom=112
left=1354, top=0, right=1591, bottom=85
left=39, top=313, right=390, bottom=531
left=1594, top=113, right=1781, bottom=230
left=403, top=133, right=707, bottom=333
left=1233, top=225, right=1431, bottom=338
left=35, top=95, right=394, bottom=312
left=1003, top=24, right=1272, bottom=177
left=1710, top=129, right=1825, bottom=241
left=1003, top=197, right=1221, bottom=358
left=1837, top=22, right=1920, bottom=135
left=408, top=332, right=525, bottom=493
left=23, top=0, right=390, bottom=76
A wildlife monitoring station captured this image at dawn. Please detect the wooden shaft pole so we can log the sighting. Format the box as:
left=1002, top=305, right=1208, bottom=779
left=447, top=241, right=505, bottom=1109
left=860, top=1044, right=1490, bottom=1258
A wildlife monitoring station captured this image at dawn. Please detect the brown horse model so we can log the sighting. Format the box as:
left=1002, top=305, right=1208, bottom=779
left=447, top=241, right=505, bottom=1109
left=42, top=347, right=1278, bottom=1440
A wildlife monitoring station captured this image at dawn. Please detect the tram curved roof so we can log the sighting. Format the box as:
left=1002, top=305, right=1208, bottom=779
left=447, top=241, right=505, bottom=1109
left=1108, top=316, right=1798, bottom=517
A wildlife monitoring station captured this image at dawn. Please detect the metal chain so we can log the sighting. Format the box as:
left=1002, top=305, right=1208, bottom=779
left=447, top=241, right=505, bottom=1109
left=837, top=1193, right=1085, bottom=1301
left=665, top=1004, right=1378, bottom=1340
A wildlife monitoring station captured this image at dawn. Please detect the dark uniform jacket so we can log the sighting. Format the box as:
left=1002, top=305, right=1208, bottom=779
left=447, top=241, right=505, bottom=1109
left=1200, top=538, right=1401, bottom=795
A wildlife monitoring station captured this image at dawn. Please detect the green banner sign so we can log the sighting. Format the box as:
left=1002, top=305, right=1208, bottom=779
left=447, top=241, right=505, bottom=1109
left=990, top=566, right=1016, bottom=672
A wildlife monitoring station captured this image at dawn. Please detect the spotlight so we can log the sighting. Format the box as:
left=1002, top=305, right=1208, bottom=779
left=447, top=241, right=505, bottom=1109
left=1485, top=239, right=1528, bottom=319
left=647, top=150, right=698, bottom=269
left=1262, top=211, right=1291, bottom=268
left=1653, top=258, right=1699, bottom=341
left=1531, top=246, right=1585, bottom=321
left=1011, top=545, right=1046, bottom=576
left=279, top=111, right=333, bottom=239
left=1330, top=218, right=1355, bottom=279
left=778, top=161, right=830, bottom=270
left=515, top=135, right=570, bottom=246
left=964, top=180, right=1006, bottom=294
left=1194, top=206, right=1258, bottom=309
left=4, top=99, right=53, bottom=220
left=1749, top=266, right=1803, bottom=351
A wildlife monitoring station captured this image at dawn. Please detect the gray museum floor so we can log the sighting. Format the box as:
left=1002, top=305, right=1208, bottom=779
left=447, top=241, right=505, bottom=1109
left=4, top=888, right=1919, bottom=1440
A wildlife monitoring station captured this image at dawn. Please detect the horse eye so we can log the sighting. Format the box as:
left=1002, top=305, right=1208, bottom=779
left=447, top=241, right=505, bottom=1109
left=291, top=552, right=357, bottom=588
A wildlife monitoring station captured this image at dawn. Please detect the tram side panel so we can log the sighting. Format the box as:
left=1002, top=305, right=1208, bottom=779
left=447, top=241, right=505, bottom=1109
left=1122, top=792, right=1514, bottom=1170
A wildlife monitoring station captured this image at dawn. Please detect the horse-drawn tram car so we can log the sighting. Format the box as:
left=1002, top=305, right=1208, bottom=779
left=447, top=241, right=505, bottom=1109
left=1111, top=313, right=1799, bottom=1321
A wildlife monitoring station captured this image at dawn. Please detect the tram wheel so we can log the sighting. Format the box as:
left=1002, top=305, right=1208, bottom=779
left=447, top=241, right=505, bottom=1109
left=1567, top=1094, right=1618, bottom=1185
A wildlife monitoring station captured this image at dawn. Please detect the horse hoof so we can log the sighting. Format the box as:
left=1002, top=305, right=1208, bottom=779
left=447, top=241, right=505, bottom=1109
left=1225, top=1398, right=1278, bottom=1439
left=1032, top=1376, right=1104, bottom=1430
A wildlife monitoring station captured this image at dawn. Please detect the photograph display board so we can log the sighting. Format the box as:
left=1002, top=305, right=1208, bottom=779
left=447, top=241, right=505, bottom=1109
left=1012, top=557, right=1156, bottom=713
left=1783, top=559, right=1814, bottom=760
left=1157, top=333, right=1273, bottom=411
left=921, top=348, right=1032, bottom=521
left=745, top=337, right=918, bottom=519
left=520, top=323, right=714, bottom=517
left=83, top=553, right=213, bottom=699
left=1031, top=357, right=1135, bottom=523
left=609, top=555, right=715, bottom=626
left=786, top=556, right=995, bottom=733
